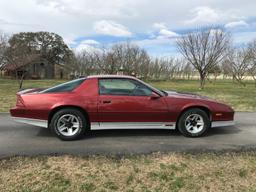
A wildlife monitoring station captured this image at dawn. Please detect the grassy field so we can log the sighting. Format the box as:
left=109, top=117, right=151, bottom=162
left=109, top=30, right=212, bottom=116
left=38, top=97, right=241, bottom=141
left=150, top=79, right=256, bottom=112
left=0, top=153, right=256, bottom=192
left=0, top=79, right=64, bottom=113
left=0, top=78, right=255, bottom=112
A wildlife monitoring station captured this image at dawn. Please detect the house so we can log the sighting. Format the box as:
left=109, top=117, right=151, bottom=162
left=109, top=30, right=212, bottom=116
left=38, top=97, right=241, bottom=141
left=1, top=57, right=68, bottom=79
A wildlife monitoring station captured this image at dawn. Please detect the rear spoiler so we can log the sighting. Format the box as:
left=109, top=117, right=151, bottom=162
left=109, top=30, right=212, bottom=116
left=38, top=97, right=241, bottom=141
left=17, top=88, right=44, bottom=95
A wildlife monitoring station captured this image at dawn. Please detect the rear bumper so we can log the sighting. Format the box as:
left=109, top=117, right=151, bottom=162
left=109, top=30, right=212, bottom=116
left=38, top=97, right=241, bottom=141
left=211, top=121, right=235, bottom=128
left=12, top=117, right=48, bottom=128
left=10, top=106, right=49, bottom=125
left=10, top=107, right=26, bottom=117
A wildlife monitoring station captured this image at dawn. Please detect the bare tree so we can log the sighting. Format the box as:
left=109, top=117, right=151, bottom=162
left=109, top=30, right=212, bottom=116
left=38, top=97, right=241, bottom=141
left=182, top=62, right=193, bottom=80
left=74, top=50, right=102, bottom=76
left=4, top=48, right=40, bottom=89
left=221, top=59, right=233, bottom=80
left=249, top=62, right=256, bottom=87
left=109, top=42, right=150, bottom=76
left=177, top=28, right=230, bottom=89
left=227, top=48, right=250, bottom=86
left=208, top=64, right=221, bottom=82
left=136, top=50, right=151, bottom=79
left=158, top=58, right=178, bottom=80
left=0, top=32, right=8, bottom=74
left=248, top=40, right=256, bottom=87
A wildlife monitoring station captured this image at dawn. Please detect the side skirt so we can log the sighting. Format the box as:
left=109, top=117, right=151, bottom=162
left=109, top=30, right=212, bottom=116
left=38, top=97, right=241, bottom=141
left=12, top=117, right=235, bottom=130
left=12, top=117, right=48, bottom=128
left=91, top=122, right=176, bottom=130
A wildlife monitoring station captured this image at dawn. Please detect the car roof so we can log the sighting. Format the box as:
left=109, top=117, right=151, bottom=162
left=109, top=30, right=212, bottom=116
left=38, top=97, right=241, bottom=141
left=87, top=75, right=137, bottom=80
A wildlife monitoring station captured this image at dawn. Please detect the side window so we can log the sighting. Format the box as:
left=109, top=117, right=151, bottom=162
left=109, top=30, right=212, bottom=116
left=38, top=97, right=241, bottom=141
left=99, top=78, right=152, bottom=96
left=99, top=79, right=136, bottom=95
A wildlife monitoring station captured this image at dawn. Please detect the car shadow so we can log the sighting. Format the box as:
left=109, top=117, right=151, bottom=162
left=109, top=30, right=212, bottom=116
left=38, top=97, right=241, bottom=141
left=204, top=126, right=241, bottom=137
left=36, top=128, right=181, bottom=138
left=36, top=126, right=241, bottom=139
left=36, top=128, right=54, bottom=137
left=84, top=126, right=241, bottom=139
left=85, top=129, right=181, bottom=138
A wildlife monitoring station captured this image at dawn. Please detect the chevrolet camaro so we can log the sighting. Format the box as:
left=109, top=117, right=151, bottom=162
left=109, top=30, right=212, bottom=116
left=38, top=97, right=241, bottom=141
left=10, top=75, right=235, bottom=140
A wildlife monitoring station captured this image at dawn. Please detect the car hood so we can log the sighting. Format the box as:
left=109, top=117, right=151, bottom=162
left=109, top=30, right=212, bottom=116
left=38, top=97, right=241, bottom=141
left=165, top=90, right=213, bottom=101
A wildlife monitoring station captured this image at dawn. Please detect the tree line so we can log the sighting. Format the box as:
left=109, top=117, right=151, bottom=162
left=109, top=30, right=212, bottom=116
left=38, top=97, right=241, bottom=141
left=72, top=29, right=256, bottom=89
left=71, top=43, right=194, bottom=81
left=0, top=28, right=256, bottom=89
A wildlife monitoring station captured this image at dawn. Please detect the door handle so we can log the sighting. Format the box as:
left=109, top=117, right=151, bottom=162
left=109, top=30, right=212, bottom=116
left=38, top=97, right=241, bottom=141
left=102, top=100, right=112, bottom=104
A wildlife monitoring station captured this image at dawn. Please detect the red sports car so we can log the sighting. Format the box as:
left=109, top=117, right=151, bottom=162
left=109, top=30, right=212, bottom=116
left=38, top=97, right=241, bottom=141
left=10, top=75, right=235, bottom=140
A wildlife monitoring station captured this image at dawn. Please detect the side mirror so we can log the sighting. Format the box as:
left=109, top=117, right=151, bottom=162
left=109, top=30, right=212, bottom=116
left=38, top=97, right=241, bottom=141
left=150, top=93, right=160, bottom=100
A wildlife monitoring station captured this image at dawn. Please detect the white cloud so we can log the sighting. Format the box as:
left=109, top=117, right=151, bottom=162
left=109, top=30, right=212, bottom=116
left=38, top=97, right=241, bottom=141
left=93, top=20, right=132, bottom=37
left=185, top=6, right=245, bottom=26
left=0, top=0, right=256, bottom=56
left=158, top=29, right=179, bottom=39
left=80, top=39, right=100, bottom=45
left=152, top=22, right=179, bottom=39
left=75, top=39, right=101, bottom=53
left=34, top=0, right=136, bottom=17
left=135, top=23, right=178, bottom=49
left=185, top=6, right=221, bottom=25
left=75, top=44, right=102, bottom=53
left=225, top=20, right=248, bottom=28
left=153, top=22, right=167, bottom=30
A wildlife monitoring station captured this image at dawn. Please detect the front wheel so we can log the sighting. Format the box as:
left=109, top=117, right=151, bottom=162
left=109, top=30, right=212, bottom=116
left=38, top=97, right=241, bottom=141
left=177, top=108, right=210, bottom=137
left=50, top=108, right=87, bottom=141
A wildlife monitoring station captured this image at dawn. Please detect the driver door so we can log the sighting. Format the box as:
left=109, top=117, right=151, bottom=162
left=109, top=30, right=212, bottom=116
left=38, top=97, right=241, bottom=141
left=97, top=78, right=170, bottom=124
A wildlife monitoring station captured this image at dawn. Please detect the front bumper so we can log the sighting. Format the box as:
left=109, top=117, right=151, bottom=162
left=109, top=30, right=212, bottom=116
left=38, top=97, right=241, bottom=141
left=211, top=120, right=235, bottom=128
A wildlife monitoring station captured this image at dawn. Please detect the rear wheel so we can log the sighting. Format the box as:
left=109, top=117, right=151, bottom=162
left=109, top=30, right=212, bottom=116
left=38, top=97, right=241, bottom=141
left=177, top=108, right=210, bottom=137
left=50, top=108, right=87, bottom=141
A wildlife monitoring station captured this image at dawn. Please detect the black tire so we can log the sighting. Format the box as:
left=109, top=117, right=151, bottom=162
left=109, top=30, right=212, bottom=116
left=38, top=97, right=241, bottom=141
left=50, top=108, right=87, bottom=141
left=177, top=108, right=210, bottom=137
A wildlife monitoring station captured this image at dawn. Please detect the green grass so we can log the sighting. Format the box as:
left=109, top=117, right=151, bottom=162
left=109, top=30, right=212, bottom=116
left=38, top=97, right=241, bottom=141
left=0, top=78, right=255, bottom=112
left=150, top=79, right=256, bottom=112
left=0, top=153, right=256, bottom=192
left=0, top=79, right=64, bottom=112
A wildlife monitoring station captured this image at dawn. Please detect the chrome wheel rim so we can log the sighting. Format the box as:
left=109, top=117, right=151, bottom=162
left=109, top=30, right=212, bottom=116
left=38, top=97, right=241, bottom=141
left=185, top=114, right=204, bottom=134
left=57, top=114, right=80, bottom=136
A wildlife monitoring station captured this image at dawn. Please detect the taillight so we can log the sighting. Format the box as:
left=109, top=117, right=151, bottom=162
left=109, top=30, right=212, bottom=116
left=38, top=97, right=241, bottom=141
left=16, top=95, right=25, bottom=107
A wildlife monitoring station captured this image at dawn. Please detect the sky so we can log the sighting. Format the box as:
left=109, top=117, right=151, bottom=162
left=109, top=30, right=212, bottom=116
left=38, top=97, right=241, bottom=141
left=0, top=0, right=256, bottom=57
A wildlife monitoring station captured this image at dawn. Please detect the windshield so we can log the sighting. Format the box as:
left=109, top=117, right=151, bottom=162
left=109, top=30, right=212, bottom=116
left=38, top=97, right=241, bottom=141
left=40, top=78, right=86, bottom=93
left=160, top=90, right=168, bottom=96
left=136, top=79, right=165, bottom=96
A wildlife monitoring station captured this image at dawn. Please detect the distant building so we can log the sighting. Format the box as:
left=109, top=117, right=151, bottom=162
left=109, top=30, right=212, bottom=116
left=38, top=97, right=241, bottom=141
left=1, top=57, right=67, bottom=79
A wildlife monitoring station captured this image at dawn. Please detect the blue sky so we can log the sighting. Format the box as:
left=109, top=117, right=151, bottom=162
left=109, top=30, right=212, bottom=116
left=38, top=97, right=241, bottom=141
left=0, top=0, right=256, bottom=57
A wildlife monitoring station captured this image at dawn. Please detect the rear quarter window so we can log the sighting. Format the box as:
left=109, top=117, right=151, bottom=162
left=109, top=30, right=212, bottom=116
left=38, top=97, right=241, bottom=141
left=41, top=78, right=86, bottom=93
